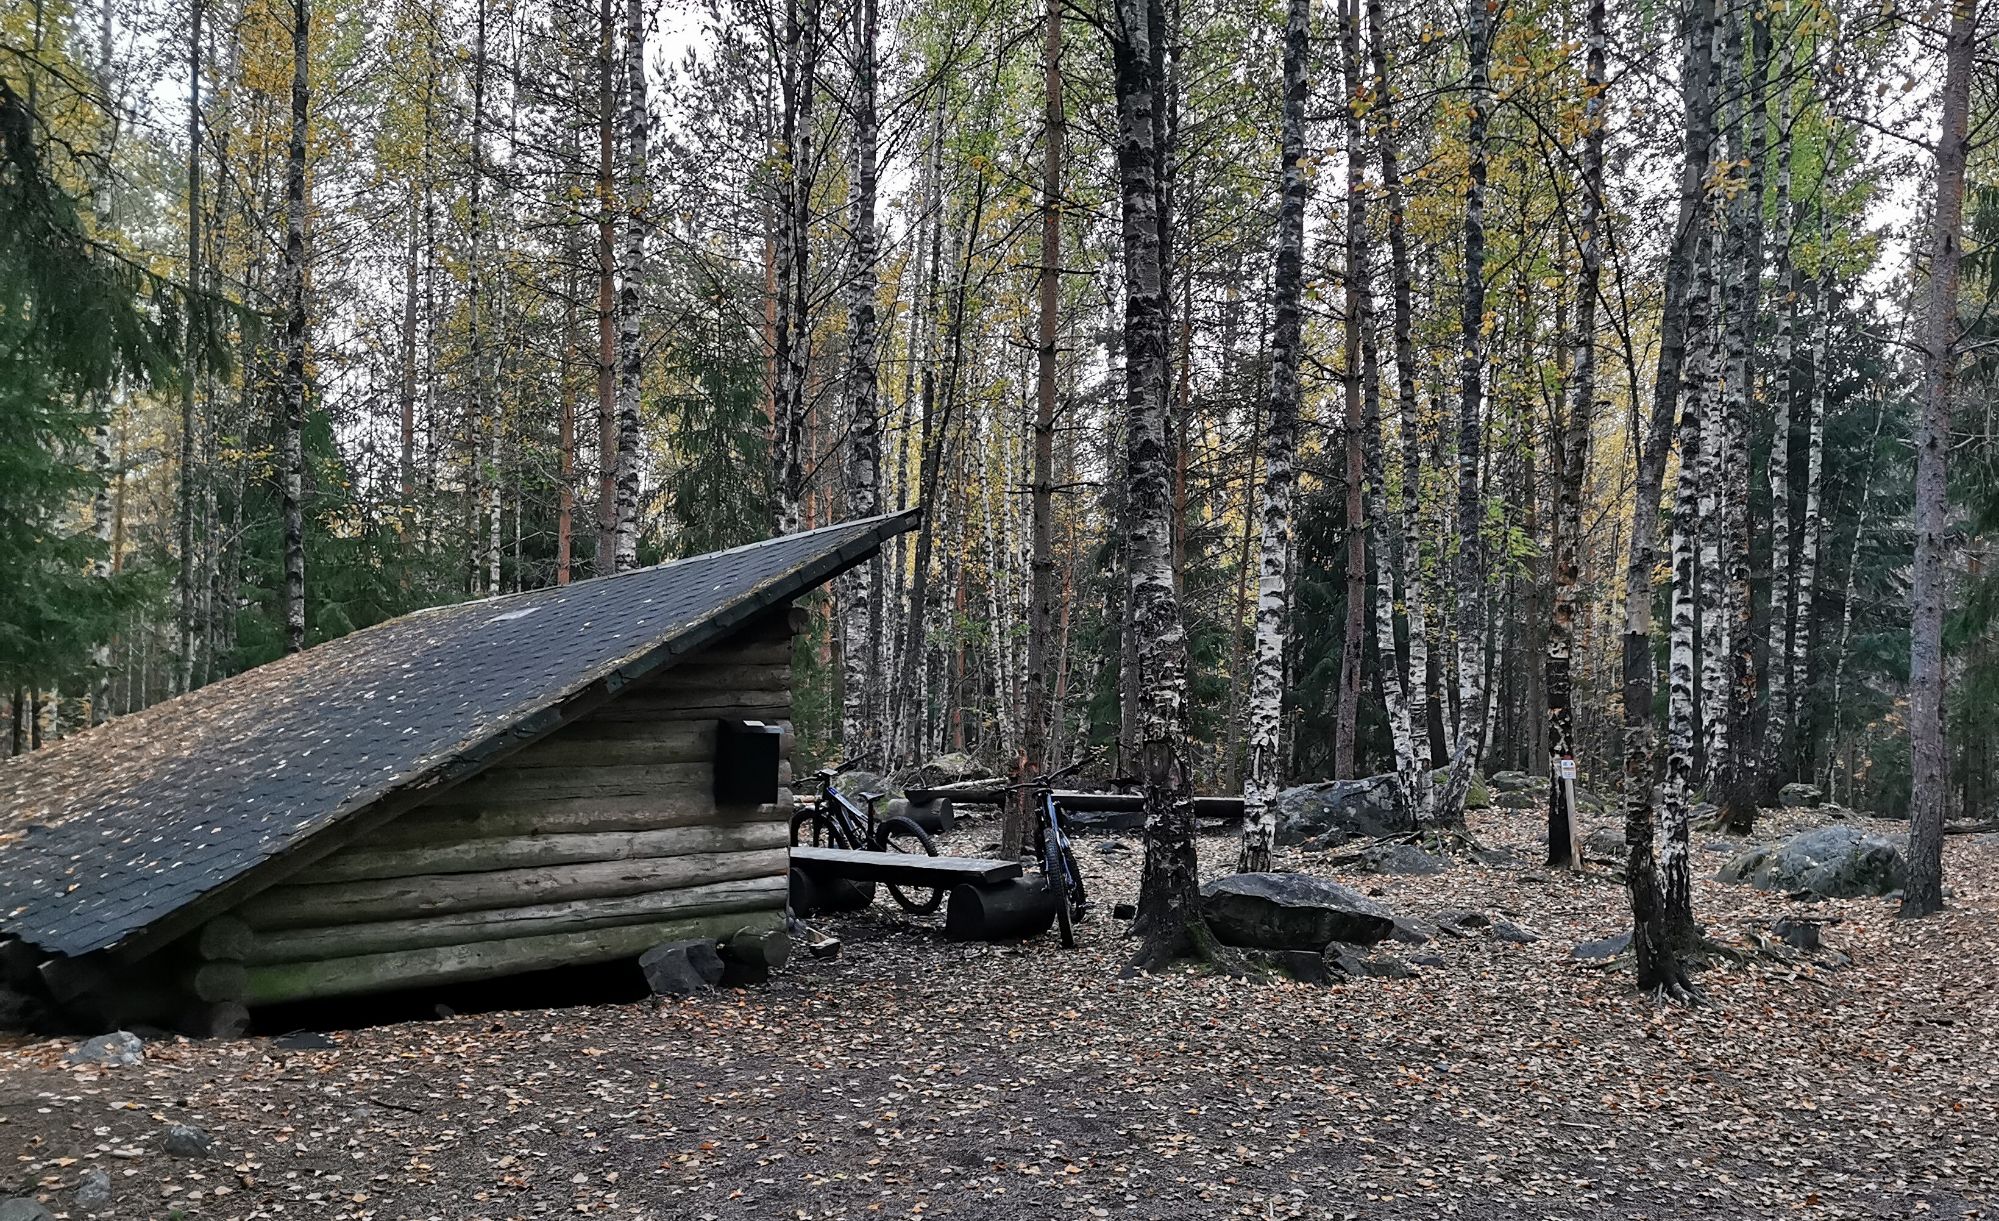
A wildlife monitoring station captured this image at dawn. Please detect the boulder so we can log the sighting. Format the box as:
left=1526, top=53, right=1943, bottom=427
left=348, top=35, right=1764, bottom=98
left=1433, top=909, right=1492, bottom=938
left=1250, top=949, right=1338, bottom=985
left=1272, top=775, right=1402, bottom=846
left=1387, top=914, right=1435, bottom=945
left=1771, top=916, right=1822, bottom=952
left=1430, top=768, right=1491, bottom=809
left=162, top=1124, right=213, bottom=1159
left=1778, top=782, right=1824, bottom=809
left=73, top=1169, right=111, bottom=1212
left=830, top=771, right=902, bottom=812
left=66, top=1031, right=143, bottom=1068
left=1356, top=842, right=1448, bottom=876
left=1200, top=873, right=1400, bottom=950
left=1584, top=827, right=1630, bottom=859
left=1492, top=918, right=1541, bottom=944
left=1571, top=931, right=1631, bottom=960
left=638, top=939, right=725, bottom=997
left=1718, top=826, right=1908, bottom=899
left=1488, top=770, right=1546, bottom=794
left=0, top=1199, right=54, bottom=1221
left=896, top=752, right=995, bottom=789
left=1494, top=790, right=1541, bottom=811
left=1325, top=946, right=1419, bottom=980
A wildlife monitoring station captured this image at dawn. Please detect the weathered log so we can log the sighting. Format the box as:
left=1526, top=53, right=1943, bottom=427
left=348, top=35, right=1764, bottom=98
left=944, top=879, right=1058, bottom=941
left=590, top=699, right=790, bottom=723
left=376, top=788, right=790, bottom=845
left=184, top=960, right=247, bottom=1003
left=310, top=820, right=788, bottom=882
left=237, top=847, right=790, bottom=929
left=241, top=909, right=787, bottom=1005
left=451, top=765, right=715, bottom=802
left=238, top=876, right=788, bottom=964
left=505, top=730, right=713, bottom=769
left=789, top=867, right=876, bottom=915
left=652, top=663, right=790, bottom=693
left=196, top=916, right=254, bottom=961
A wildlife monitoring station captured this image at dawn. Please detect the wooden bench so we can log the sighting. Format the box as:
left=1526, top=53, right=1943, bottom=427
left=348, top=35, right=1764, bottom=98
left=788, top=846, right=1022, bottom=887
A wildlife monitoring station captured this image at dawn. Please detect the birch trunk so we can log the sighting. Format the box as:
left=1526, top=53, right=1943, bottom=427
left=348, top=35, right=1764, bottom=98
left=1695, top=4, right=1737, bottom=792
left=1110, top=0, right=1198, bottom=967
left=1761, top=85, right=1796, bottom=784
left=594, top=0, right=617, bottom=570
left=1013, top=0, right=1061, bottom=856
left=838, top=0, right=883, bottom=767
left=1790, top=245, right=1831, bottom=752
left=1902, top=0, right=1973, bottom=919
left=1367, top=0, right=1431, bottom=812
left=772, top=0, right=817, bottom=536
left=1434, top=0, right=1495, bottom=826
left=179, top=0, right=202, bottom=693
left=1334, top=0, right=1367, bottom=783
left=1237, top=0, right=1309, bottom=874
left=612, top=0, right=646, bottom=572
left=278, top=0, right=309, bottom=654
left=1547, top=0, right=1606, bottom=868
left=1624, top=0, right=1714, bottom=999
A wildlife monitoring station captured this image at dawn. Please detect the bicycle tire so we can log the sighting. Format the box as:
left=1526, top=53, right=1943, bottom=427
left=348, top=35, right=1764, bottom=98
left=1043, top=837, right=1075, bottom=948
left=876, top=816, right=944, bottom=913
left=788, top=808, right=822, bottom=848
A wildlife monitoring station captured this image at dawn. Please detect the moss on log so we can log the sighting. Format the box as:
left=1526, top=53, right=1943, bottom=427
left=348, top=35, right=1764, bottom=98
left=238, top=875, right=787, bottom=964
left=238, top=846, right=790, bottom=929
left=240, top=909, right=787, bottom=1005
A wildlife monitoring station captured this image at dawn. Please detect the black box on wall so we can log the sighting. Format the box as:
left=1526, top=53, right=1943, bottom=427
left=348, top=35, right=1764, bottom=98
left=715, top=718, right=783, bottom=806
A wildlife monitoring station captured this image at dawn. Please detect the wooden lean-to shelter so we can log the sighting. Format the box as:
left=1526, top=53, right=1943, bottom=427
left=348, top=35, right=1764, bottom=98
left=0, top=513, right=916, bottom=1034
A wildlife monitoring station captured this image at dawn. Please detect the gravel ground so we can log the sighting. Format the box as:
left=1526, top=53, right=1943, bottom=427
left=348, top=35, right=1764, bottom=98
left=2, top=803, right=1994, bottom=1220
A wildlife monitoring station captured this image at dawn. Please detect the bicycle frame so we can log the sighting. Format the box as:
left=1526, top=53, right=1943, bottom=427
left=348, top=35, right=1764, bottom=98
left=1036, top=790, right=1085, bottom=912
left=809, top=780, right=882, bottom=850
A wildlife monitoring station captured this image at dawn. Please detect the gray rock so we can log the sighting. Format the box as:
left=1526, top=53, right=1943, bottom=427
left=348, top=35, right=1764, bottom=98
left=1718, top=826, right=1908, bottom=899
left=1388, top=915, right=1435, bottom=945
left=1271, top=775, right=1403, bottom=846
left=1488, top=770, right=1546, bottom=794
left=1494, top=790, right=1541, bottom=811
left=638, top=939, right=725, bottom=996
left=1357, top=842, right=1448, bottom=876
left=1492, top=918, right=1541, bottom=944
left=1572, top=931, right=1632, bottom=960
left=1200, top=872, right=1400, bottom=950
left=1584, top=827, right=1630, bottom=859
left=0, top=1198, right=55, bottom=1221
left=831, top=771, right=902, bottom=807
left=1326, top=946, right=1419, bottom=980
left=1096, top=839, right=1132, bottom=855
left=1691, top=801, right=1720, bottom=825
left=1771, top=917, right=1822, bottom=951
left=896, top=752, right=994, bottom=789
left=162, top=1124, right=213, bottom=1159
left=1434, top=909, right=1492, bottom=938
left=1250, top=949, right=1337, bottom=985
left=1408, top=953, right=1447, bottom=968
left=1778, top=782, right=1824, bottom=809
left=74, top=1169, right=111, bottom=1210
left=66, top=1031, right=143, bottom=1068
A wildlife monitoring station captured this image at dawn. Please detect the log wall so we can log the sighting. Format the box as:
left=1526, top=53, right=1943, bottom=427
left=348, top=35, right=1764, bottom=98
left=192, top=610, right=797, bottom=1006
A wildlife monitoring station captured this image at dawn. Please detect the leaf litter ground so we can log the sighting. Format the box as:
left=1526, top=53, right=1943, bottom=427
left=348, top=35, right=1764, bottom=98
left=2, top=804, right=1993, bottom=1219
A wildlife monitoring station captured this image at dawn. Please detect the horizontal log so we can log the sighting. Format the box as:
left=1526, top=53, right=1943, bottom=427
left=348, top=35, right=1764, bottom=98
left=185, top=960, right=247, bottom=1004
left=241, top=909, right=787, bottom=1005
left=375, top=789, right=791, bottom=846
left=590, top=700, right=790, bottom=723
left=672, top=638, right=792, bottom=666
left=509, top=730, right=713, bottom=769
left=311, top=821, right=789, bottom=883
left=452, top=764, right=712, bottom=802
left=196, top=916, right=254, bottom=961
left=650, top=663, right=790, bottom=693
left=238, top=847, right=791, bottom=930
left=239, top=875, right=788, bottom=964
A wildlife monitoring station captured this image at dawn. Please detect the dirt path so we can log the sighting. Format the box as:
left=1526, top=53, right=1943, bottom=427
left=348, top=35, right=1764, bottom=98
left=3, top=806, right=1994, bottom=1219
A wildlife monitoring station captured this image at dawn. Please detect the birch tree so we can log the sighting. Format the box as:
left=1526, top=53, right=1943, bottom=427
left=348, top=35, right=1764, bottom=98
left=611, top=0, right=647, bottom=572
left=1237, top=0, right=1309, bottom=874
left=278, top=0, right=310, bottom=653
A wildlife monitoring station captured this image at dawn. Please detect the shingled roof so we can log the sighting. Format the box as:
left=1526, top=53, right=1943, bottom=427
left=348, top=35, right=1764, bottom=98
left=0, top=512, right=916, bottom=962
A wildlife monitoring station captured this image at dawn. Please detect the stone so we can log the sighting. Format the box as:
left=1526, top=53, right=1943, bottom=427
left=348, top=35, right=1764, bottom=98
left=1429, top=768, right=1491, bottom=809
left=1250, top=949, right=1337, bottom=986
left=0, top=1199, right=54, bottom=1221
left=638, top=939, right=725, bottom=997
left=1112, top=902, right=1138, bottom=921
left=272, top=1030, right=338, bottom=1050
left=720, top=925, right=791, bottom=986
left=1488, top=770, right=1547, bottom=794
left=65, top=1031, right=143, bottom=1068
left=162, top=1124, right=213, bottom=1159
left=1584, top=827, right=1630, bottom=859
left=73, top=1169, right=111, bottom=1211
left=1325, top=946, right=1418, bottom=980
left=1492, top=918, right=1541, bottom=944
left=1433, top=909, right=1492, bottom=938
left=1718, top=826, right=1909, bottom=899
left=831, top=770, right=903, bottom=809
left=1408, top=953, right=1447, bottom=968
left=1771, top=917, right=1822, bottom=952
left=1200, top=873, right=1400, bottom=950
left=1691, top=801, right=1720, bottom=826
left=895, top=752, right=994, bottom=789
left=1778, top=782, right=1824, bottom=809
left=1096, top=839, right=1132, bottom=855
left=1387, top=915, right=1434, bottom=946
left=1356, top=842, right=1448, bottom=876
left=1271, top=775, right=1403, bottom=846
left=1572, top=931, right=1632, bottom=960
left=1495, top=790, right=1540, bottom=811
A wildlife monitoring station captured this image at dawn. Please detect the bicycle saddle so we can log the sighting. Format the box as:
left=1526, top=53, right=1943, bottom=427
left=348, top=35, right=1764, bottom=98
left=859, top=790, right=885, bottom=802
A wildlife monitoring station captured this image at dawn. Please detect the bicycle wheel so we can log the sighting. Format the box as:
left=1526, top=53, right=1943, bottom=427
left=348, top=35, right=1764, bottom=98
left=788, top=808, right=822, bottom=847
left=875, top=816, right=943, bottom=913
left=1045, top=840, right=1075, bottom=948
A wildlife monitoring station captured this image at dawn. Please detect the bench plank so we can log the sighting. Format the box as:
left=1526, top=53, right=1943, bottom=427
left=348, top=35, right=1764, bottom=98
left=789, top=846, right=1022, bottom=885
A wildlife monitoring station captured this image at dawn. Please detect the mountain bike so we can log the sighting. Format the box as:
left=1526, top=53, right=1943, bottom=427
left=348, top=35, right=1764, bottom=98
left=789, top=761, right=943, bottom=912
left=1016, top=757, right=1092, bottom=949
